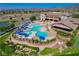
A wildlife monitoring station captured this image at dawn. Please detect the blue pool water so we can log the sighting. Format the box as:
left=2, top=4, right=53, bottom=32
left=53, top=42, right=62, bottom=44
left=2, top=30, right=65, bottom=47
left=36, top=31, right=48, bottom=40
left=24, top=31, right=32, bottom=35
left=31, top=24, right=42, bottom=31
left=16, top=23, right=48, bottom=40
left=16, top=31, right=29, bottom=37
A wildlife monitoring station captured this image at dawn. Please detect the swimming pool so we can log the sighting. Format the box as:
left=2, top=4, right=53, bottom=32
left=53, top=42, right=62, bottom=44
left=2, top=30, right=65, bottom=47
left=36, top=31, right=48, bottom=40
left=16, top=23, right=48, bottom=40
left=16, top=31, right=29, bottom=37
left=31, top=24, right=42, bottom=31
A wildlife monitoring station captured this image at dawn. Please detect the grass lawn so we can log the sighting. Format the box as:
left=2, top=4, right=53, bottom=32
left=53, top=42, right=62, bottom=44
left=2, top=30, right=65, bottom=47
left=74, top=36, right=79, bottom=48
left=0, top=30, right=13, bottom=44
left=67, top=28, right=78, bottom=47
left=40, top=48, right=60, bottom=56
left=0, top=30, right=16, bottom=56
left=0, top=19, right=10, bottom=23
left=61, top=48, right=79, bottom=56
left=40, top=47, right=79, bottom=56
left=0, top=43, right=16, bottom=56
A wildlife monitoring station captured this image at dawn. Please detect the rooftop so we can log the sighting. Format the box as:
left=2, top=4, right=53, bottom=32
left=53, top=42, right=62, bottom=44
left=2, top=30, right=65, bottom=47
left=41, top=12, right=72, bottom=17
left=52, top=19, right=79, bottom=30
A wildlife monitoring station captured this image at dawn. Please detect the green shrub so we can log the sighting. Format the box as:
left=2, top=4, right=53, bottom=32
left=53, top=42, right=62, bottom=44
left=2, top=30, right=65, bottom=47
left=30, top=16, right=36, bottom=21
left=67, top=29, right=78, bottom=47
left=29, top=51, right=38, bottom=56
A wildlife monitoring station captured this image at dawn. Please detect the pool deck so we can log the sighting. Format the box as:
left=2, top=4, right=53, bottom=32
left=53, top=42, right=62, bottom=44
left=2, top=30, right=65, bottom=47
left=11, top=33, right=67, bottom=51
left=11, top=34, right=58, bottom=50
left=46, top=29, right=57, bottom=40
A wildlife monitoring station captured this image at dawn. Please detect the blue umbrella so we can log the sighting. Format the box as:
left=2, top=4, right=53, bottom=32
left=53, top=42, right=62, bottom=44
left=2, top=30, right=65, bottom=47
left=39, top=36, right=45, bottom=40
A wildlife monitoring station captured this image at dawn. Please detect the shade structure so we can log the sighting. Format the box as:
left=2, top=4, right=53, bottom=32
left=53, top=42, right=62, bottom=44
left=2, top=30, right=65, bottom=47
left=39, top=36, right=45, bottom=40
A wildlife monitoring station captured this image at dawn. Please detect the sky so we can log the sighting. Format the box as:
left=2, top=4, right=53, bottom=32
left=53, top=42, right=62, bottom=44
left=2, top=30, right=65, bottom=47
left=0, top=3, right=79, bottom=9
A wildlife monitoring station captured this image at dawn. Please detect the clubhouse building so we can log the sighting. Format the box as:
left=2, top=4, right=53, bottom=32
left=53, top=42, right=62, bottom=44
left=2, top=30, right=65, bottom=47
left=40, top=12, right=79, bottom=32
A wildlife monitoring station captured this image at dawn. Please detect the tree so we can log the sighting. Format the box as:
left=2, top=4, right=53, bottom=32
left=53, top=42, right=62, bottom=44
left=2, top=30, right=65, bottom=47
left=9, top=16, right=13, bottom=20
left=21, top=17, right=24, bottom=20
left=30, top=16, right=36, bottom=21
left=10, top=24, right=15, bottom=28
